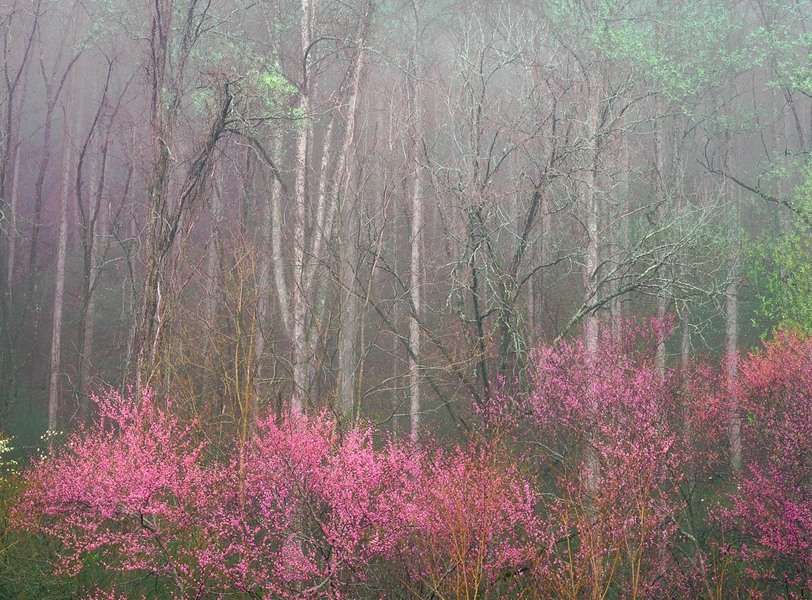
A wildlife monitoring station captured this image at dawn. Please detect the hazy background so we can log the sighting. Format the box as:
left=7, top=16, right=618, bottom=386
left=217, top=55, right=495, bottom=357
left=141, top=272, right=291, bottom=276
left=1, top=0, right=810, bottom=445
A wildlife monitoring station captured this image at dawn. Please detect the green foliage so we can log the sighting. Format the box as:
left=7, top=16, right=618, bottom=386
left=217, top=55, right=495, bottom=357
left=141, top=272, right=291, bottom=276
left=749, top=164, right=812, bottom=335
left=1, top=463, right=78, bottom=599
left=191, top=87, right=215, bottom=114
left=543, top=0, right=747, bottom=103
left=747, top=0, right=812, bottom=96
left=252, top=66, right=297, bottom=109
left=1, top=437, right=54, bottom=598
left=609, top=2, right=744, bottom=101
left=185, top=27, right=297, bottom=120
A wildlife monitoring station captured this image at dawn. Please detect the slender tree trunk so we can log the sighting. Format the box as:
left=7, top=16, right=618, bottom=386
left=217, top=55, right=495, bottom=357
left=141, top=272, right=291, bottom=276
left=254, top=163, right=273, bottom=420
left=5, top=144, right=20, bottom=297
left=207, top=171, right=224, bottom=412
left=302, top=6, right=371, bottom=296
left=583, top=82, right=601, bottom=494
left=583, top=92, right=600, bottom=359
left=133, top=2, right=230, bottom=391
left=779, top=105, right=793, bottom=231
left=28, top=103, right=56, bottom=308
left=654, top=298, right=668, bottom=374
left=269, top=150, right=290, bottom=336
left=0, top=141, right=21, bottom=410
left=406, top=10, right=423, bottom=438
left=78, top=152, right=101, bottom=418
left=680, top=314, right=691, bottom=374
left=525, top=184, right=548, bottom=343
left=290, top=0, right=312, bottom=415
left=726, top=247, right=741, bottom=474
left=408, top=91, right=423, bottom=440
left=79, top=233, right=98, bottom=413
left=28, top=48, right=81, bottom=323
left=338, top=208, right=359, bottom=423
left=206, top=172, right=223, bottom=330
left=654, top=96, right=668, bottom=376
left=527, top=250, right=536, bottom=338
left=539, top=191, right=550, bottom=335
left=611, top=128, right=630, bottom=340
left=48, top=120, right=73, bottom=430
left=123, top=198, right=138, bottom=385
left=390, top=194, right=402, bottom=434
left=309, top=116, right=337, bottom=282
left=678, top=156, right=691, bottom=380
left=293, top=0, right=371, bottom=416
left=679, top=184, right=692, bottom=381
left=0, top=7, right=37, bottom=410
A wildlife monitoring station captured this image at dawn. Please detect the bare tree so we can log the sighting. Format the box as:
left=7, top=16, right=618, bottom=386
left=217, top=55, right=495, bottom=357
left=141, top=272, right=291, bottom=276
left=132, top=0, right=233, bottom=389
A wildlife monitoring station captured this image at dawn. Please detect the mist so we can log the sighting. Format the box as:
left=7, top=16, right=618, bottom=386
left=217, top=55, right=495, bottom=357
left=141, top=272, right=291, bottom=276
left=0, top=0, right=810, bottom=597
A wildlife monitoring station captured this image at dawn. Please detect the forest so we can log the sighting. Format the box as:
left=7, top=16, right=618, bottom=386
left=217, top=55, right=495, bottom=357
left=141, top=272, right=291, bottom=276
left=0, top=0, right=810, bottom=597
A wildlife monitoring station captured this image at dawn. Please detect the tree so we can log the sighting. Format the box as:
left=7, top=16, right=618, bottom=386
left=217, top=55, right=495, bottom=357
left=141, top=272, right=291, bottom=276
left=132, top=0, right=233, bottom=390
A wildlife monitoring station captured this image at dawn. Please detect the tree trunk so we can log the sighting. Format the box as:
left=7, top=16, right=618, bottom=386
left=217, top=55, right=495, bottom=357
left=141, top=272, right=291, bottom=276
left=290, top=0, right=312, bottom=415
left=48, top=121, right=73, bottom=430
left=611, top=127, right=630, bottom=340
left=207, top=170, right=224, bottom=412
left=526, top=250, right=536, bottom=339
left=270, top=139, right=290, bottom=335
left=78, top=151, right=101, bottom=419
left=338, top=210, right=359, bottom=423
left=28, top=101, right=56, bottom=311
left=654, top=95, right=668, bottom=377
left=123, top=198, right=138, bottom=386
left=28, top=49, right=81, bottom=324
left=680, top=314, right=691, bottom=374
left=408, top=87, right=423, bottom=441
left=583, top=91, right=600, bottom=359
left=583, top=82, right=601, bottom=494
left=133, top=2, right=230, bottom=391
left=406, top=10, right=423, bottom=438
left=726, top=252, right=741, bottom=473
left=254, top=161, right=273, bottom=420
left=78, top=238, right=98, bottom=413
left=5, top=144, right=20, bottom=297
left=206, top=172, right=223, bottom=331
left=390, top=196, right=402, bottom=434
left=133, top=0, right=174, bottom=391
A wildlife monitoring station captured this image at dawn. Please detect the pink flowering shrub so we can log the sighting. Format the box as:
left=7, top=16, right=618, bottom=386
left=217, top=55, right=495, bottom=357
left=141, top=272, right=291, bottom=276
left=12, top=389, right=214, bottom=594
left=13, top=390, right=539, bottom=598
left=718, top=332, right=812, bottom=594
left=523, top=322, right=691, bottom=598
left=395, top=443, right=540, bottom=598
left=206, top=415, right=422, bottom=598
left=11, top=325, right=812, bottom=598
left=679, top=360, right=730, bottom=478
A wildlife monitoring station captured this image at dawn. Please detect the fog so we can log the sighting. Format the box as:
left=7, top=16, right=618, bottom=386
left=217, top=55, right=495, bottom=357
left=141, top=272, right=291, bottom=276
left=0, top=0, right=810, bottom=596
